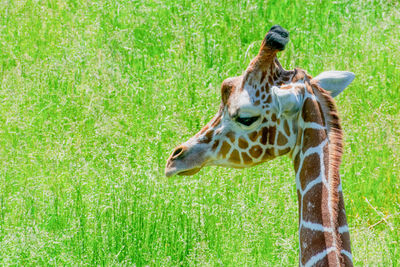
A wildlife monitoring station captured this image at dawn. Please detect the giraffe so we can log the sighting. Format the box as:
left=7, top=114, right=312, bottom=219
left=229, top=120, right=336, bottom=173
left=165, top=25, right=355, bottom=267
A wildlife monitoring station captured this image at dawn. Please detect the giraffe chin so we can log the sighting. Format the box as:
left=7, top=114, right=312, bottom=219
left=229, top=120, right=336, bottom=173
left=165, top=166, right=202, bottom=177
left=177, top=167, right=201, bottom=176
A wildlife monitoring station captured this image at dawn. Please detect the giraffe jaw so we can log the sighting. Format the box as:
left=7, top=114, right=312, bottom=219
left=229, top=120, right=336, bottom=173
left=165, top=166, right=202, bottom=177
left=176, top=167, right=202, bottom=176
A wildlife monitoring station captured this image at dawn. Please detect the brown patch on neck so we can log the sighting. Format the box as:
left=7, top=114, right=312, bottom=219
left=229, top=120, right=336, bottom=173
left=302, top=98, right=325, bottom=126
left=300, top=226, right=335, bottom=265
left=301, top=128, right=327, bottom=153
left=302, top=183, right=331, bottom=227
left=299, top=152, right=320, bottom=190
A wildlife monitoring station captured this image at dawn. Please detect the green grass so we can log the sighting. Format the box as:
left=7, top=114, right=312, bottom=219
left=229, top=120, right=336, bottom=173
left=0, top=0, right=399, bottom=265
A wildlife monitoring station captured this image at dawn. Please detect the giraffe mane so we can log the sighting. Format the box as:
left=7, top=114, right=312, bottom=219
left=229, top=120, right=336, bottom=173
left=310, top=80, right=345, bottom=260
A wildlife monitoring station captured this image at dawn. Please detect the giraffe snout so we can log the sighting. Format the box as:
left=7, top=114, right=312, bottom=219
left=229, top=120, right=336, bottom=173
left=165, top=143, right=208, bottom=177
left=165, top=145, right=189, bottom=177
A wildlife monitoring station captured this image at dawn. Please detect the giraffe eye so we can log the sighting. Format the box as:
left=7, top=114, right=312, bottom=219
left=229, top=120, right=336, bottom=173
left=236, top=116, right=260, bottom=126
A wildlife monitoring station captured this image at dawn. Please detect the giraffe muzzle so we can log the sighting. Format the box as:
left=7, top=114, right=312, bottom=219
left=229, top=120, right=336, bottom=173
left=165, top=143, right=209, bottom=177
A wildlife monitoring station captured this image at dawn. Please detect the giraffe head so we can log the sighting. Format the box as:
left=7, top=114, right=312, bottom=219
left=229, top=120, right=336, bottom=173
left=165, top=25, right=354, bottom=177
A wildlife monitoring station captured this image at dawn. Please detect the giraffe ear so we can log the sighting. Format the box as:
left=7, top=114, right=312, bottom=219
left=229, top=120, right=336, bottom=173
left=312, top=71, right=355, bottom=98
left=271, top=86, right=302, bottom=117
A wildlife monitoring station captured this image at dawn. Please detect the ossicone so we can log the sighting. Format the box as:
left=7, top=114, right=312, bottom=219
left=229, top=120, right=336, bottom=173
left=263, top=25, right=289, bottom=51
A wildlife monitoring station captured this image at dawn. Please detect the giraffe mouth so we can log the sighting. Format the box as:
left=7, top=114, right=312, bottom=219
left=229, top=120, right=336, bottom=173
left=177, top=167, right=201, bottom=176
left=165, top=166, right=202, bottom=177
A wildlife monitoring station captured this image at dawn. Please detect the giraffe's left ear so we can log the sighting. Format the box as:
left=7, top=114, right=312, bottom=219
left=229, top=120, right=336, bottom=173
left=312, top=71, right=355, bottom=98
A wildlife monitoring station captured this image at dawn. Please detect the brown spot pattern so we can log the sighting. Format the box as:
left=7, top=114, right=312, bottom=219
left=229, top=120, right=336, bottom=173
left=268, top=126, right=276, bottom=145
left=302, top=128, right=327, bottom=153
left=261, top=127, right=269, bottom=145
left=340, top=231, right=352, bottom=253
left=277, top=132, right=288, bottom=146
left=337, top=192, right=348, bottom=228
left=238, top=137, right=248, bottom=149
left=302, top=183, right=330, bottom=227
left=302, top=98, right=324, bottom=125
left=230, top=149, right=241, bottom=164
left=220, top=141, right=230, bottom=158
left=299, top=153, right=320, bottom=190
left=248, top=131, right=259, bottom=142
left=262, top=148, right=274, bottom=160
left=241, top=152, right=252, bottom=164
left=300, top=227, right=334, bottom=265
left=249, top=145, right=263, bottom=158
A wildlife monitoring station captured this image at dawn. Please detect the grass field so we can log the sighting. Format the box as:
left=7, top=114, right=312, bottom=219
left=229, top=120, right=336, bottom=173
left=0, top=0, right=399, bottom=265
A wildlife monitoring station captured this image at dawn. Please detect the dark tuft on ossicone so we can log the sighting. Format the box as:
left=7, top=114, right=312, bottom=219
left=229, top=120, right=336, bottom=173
left=264, top=25, right=289, bottom=51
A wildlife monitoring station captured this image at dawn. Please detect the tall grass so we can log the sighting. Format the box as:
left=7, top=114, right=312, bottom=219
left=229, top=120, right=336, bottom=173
left=0, top=0, right=399, bottom=265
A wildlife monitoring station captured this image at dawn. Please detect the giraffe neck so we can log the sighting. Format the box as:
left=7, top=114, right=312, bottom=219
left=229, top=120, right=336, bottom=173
left=292, top=88, right=353, bottom=267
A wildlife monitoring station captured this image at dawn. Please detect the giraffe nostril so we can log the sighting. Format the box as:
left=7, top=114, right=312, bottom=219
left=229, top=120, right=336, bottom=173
left=171, top=146, right=184, bottom=159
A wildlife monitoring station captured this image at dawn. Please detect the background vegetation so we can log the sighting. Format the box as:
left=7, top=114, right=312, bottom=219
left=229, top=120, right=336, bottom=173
left=0, top=0, right=399, bottom=265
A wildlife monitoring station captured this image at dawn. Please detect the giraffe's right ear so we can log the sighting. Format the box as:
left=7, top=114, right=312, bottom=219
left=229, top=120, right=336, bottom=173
left=312, top=71, right=355, bottom=98
left=271, top=86, right=303, bottom=117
